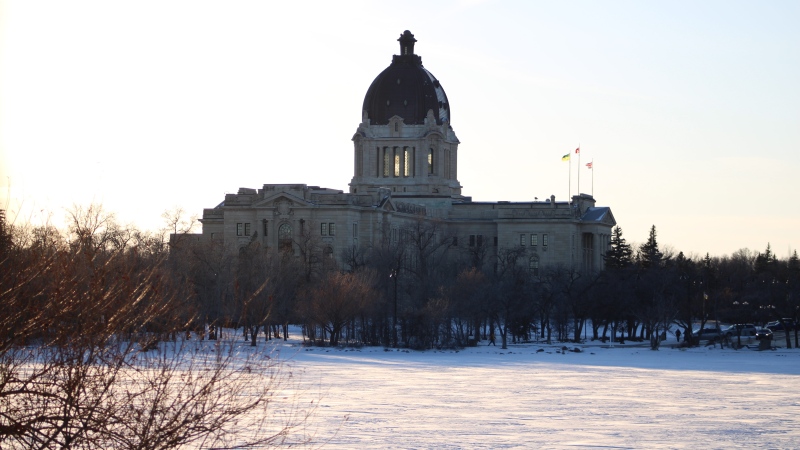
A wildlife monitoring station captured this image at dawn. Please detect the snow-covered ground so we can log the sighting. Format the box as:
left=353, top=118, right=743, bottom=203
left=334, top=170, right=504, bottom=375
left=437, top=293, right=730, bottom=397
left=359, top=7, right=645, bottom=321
left=265, top=333, right=800, bottom=449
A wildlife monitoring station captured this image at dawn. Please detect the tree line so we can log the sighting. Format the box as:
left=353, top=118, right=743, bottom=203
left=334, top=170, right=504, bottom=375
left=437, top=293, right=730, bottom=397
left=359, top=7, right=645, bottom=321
left=166, top=212, right=800, bottom=352
left=5, top=207, right=799, bottom=358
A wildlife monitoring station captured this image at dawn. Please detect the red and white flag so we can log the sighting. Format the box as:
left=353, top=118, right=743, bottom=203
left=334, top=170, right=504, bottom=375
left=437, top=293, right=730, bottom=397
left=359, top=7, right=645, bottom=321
left=586, top=162, right=593, bottom=169
left=575, top=147, right=580, bottom=154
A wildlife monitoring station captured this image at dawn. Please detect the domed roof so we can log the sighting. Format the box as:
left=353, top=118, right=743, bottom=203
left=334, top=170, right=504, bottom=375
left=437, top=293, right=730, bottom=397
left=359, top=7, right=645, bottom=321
left=362, top=31, right=451, bottom=126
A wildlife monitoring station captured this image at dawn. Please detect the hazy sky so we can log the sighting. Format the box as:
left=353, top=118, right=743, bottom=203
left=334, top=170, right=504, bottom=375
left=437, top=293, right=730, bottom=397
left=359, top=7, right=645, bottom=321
left=2, top=0, right=798, bottom=258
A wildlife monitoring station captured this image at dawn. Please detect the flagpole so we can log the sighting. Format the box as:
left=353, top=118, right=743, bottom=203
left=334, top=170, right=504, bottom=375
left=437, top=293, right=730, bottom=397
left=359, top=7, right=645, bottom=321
left=591, top=159, right=594, bottom=197
left=576, top=145, right=580, bottom=197
left=568, top=154, right=571, bottom=202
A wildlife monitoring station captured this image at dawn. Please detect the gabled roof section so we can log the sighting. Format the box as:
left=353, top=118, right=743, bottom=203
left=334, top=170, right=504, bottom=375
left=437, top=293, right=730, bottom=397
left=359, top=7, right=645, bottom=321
left=581, top=207, right=616, bottom=226
left=252, top=192, right=315, bottom=208
left=377, top=195, right=396, bottom=212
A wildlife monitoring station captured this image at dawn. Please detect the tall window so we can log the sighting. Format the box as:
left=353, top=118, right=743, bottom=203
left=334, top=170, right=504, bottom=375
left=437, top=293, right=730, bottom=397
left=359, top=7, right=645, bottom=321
left=352, top=223, right=358, bottom=238
left=394, top=148, right=400, bottom=177
left=384, top=147, right=391, bottom=177
left=262, top=219, right=268, bottom=237
left=404, top=148, right=410, bottom=177
left=428, top=148, right=434, bottom=174
left=531, top=234, right=538, bottom=246
left=244, top=223, right=251, bottom=236
left=279, top=223, right=292, bottom=252
left=321, top=223, right=328, bottom=236
left=469, top=235, right=475, bottom=247
left=520, top=234, right=526, bottom=246
left=529, top=257, right=539, bottom=277
left=329, top=223, right=335, bottom=236
left=543, top=233, right=549, bottom=247
left=444, top=149, right=451, bottom=178
left=377, top=147, right=381, bottom=177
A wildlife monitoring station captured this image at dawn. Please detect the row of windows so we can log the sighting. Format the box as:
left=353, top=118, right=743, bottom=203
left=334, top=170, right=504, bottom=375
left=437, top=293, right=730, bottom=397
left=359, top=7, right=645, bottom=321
left=320, top=223, right=336, bottom=236
left=375, top=147, right=440, bottom=177
left=236, top=222, right=251, bottom=237
left=237, top=220, right=272, bottom=237
left=381, top=147, right=414, bottom=178
left=467, top=235, right=498, bottom=247
left=453, top=235, right=498, bottom=247
left=237, top=221, right=339, bottom=238
left=520, top=233, right=548, bottom=247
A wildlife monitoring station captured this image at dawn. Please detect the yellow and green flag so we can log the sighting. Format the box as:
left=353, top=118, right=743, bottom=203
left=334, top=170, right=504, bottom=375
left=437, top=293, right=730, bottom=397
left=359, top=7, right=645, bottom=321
left=561, top=153, right=570, bottom=161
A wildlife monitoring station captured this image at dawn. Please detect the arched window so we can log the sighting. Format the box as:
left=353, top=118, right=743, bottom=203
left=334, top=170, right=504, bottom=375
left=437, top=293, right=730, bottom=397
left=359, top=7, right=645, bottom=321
left=279, top=223, right=292, bottom=253
left=529, top=257, right=539, bottom=277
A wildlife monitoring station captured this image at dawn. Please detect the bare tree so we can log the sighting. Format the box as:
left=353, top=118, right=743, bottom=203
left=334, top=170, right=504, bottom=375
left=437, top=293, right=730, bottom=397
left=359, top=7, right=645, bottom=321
left=449, top=267, right=489, bottom=345
left=301, top=271, right=376, bottom=346
left=1, top=207, right=313, bottom=449
left=488, top=245, right=528, bottom=349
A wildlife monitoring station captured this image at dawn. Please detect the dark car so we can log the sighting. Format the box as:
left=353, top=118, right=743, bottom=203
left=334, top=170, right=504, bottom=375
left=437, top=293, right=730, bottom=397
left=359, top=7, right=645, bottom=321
left=755, top=328, right=773, bottom=341
left=766, top=319, right=795, bottom=332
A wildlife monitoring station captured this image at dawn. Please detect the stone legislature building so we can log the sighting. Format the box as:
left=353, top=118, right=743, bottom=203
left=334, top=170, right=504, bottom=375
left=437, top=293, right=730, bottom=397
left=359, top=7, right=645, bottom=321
left=197, top=30, right=615, bottom=275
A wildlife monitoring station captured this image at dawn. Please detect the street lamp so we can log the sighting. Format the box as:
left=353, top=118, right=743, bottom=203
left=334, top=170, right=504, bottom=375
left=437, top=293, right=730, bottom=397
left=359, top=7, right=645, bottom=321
left=390, top=269, right=398, bottom=348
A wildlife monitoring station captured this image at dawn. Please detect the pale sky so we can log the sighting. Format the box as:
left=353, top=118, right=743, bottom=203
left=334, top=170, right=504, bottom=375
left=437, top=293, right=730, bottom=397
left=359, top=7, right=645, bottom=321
left=1, top=0, right=798, bottom=258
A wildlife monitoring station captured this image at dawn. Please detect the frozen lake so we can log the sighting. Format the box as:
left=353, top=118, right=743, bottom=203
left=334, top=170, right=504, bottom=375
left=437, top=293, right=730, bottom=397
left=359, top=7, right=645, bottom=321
left=272, top=339, right=800, bottom=449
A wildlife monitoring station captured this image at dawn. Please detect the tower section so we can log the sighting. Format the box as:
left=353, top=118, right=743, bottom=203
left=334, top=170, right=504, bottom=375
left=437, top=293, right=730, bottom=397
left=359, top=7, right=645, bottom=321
left=350, top=31, right=463, bottom=200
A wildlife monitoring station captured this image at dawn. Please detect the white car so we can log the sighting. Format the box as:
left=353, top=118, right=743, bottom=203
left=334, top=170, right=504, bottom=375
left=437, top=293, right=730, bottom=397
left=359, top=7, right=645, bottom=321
left=723, top=324, right=757, bottom=338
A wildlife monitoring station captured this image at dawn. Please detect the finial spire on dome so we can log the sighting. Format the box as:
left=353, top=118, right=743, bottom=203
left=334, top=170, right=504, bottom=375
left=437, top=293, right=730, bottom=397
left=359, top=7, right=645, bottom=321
left=398, top=30, right=417, bottom=56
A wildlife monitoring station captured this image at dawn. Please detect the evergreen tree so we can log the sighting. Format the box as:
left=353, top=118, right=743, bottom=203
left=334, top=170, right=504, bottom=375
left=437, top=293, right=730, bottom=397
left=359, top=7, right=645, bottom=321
left=675, top=251, right=690, bottom=269
left=701, top=252, right=716, bottom=291
left=638, top=225, right=662, bottom=269
left=789, top=250, right=799, bottom=275
left=754, top=243, right=777, bottom=275
left=604, top=226, right=633, bottom=270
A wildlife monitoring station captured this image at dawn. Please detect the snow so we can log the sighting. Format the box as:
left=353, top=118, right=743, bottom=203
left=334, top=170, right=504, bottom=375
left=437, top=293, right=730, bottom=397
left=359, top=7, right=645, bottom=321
left=262, top=334, right=800, bottom=448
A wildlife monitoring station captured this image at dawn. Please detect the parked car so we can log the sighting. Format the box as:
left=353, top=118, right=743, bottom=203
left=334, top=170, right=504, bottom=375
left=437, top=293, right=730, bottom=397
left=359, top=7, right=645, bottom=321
left=766, top=319, right=796, bottom=332
left=692, top=327, right=723, bottom=341
left=723, top=324, right=757, bottom=338
left=755, top=328, right=773, bottom=341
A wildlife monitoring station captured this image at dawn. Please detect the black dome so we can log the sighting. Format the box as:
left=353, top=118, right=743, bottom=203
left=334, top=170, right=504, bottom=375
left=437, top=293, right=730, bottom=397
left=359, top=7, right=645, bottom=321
left=362, top=31, right=451, bottom=126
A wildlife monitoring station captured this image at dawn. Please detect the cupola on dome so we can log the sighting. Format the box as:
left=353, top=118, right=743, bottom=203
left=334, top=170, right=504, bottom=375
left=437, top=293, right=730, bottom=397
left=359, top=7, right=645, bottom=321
left=362, top=30, right=450, bottom=126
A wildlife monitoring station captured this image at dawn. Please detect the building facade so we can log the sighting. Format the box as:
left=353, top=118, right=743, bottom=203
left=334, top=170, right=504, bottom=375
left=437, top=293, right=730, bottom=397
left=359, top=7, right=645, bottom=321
left=198, top=31, right=615, bottom=274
